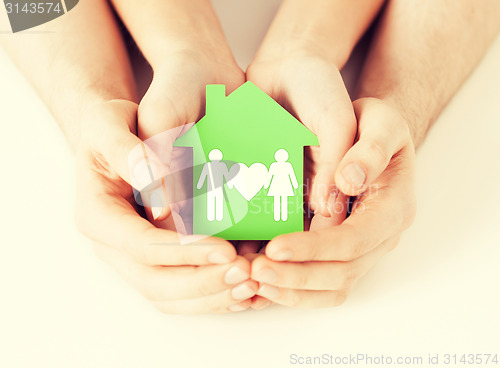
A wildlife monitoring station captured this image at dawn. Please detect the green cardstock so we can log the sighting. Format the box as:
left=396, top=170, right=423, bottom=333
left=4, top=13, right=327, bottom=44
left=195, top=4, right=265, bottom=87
left=174, top=82, right=318, bottom=240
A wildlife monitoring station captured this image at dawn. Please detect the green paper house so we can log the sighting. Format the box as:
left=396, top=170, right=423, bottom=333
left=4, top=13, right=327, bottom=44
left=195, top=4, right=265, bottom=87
left=174, top=82, right=318, bottom=240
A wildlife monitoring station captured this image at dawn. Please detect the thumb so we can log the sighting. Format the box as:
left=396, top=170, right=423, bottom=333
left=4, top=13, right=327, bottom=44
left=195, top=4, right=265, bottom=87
left=83, top=100, right=170, bottom=217
left=290, top=81, right=357, bottom=218
left=335, top=98, right=411, bottom=196
left=250, top=64, right=357, bottom=218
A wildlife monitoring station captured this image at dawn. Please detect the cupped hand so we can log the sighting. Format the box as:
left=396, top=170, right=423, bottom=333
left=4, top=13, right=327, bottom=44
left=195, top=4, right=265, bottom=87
left=137, top=48, right=245, bottom=222
left=75, top=100, right=256, bottom=314
left=246, top=51, right=357, bottom=219
left=243, top=49, right=357, bottom=309
left=251, top=98, right=417, bottom=308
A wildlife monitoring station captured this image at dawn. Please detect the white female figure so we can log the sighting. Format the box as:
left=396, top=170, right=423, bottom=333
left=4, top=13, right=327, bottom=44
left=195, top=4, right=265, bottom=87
left=265, top=149, right=298, bottom=221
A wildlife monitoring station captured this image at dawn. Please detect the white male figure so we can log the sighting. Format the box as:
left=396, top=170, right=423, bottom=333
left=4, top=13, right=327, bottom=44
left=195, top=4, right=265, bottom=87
left=197, top=149, right=230, bottom=221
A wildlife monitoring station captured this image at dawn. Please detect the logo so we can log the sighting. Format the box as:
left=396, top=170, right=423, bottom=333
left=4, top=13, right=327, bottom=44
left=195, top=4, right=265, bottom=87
left=3, top=0, right=79, bottom=33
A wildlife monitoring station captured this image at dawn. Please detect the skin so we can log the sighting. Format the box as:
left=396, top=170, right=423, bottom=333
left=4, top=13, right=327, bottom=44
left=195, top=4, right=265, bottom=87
left=250, top=0, right=500, bottom=308
left=0, top=0, right=254, bottom=314
left=2, top=0, right=499, bottom=312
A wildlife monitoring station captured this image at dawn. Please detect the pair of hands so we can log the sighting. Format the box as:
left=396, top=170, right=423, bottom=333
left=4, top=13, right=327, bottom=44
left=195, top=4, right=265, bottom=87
left=75, top=45, right=416, bottom=313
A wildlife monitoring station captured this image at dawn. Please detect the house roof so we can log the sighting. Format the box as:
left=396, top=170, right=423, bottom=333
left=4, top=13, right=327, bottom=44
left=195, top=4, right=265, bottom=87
left=174, top=82, right=318, bottom=148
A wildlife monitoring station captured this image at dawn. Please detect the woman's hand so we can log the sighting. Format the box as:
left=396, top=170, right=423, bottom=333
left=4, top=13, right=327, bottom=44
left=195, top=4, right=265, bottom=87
left=109, top=0, right=246, bottom=222
left=75, top=100, right=257, bottom=314
left=137, top=49, right=245, bottom=220
left=251, top=98, right=417, bottom=308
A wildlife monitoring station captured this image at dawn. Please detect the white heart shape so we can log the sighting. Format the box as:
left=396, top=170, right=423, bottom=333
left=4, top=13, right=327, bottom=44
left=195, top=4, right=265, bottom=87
left=228, top=163, right=268, bottom=201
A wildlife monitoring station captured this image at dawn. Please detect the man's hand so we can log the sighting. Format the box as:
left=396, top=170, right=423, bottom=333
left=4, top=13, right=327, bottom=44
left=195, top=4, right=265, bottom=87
left=247, top=52, right=356, bottom=220
left=251, top=98, right=416, bottom=308
left=75, top=100, right=257, bottom=313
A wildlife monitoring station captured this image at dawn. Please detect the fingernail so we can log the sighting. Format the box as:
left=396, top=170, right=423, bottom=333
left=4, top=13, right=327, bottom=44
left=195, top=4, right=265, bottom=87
left=342, top=163, right=366, bottom=186
left=152, top=206, right=163, bottom=220
left=271, top=250, right=293, bottom=261
left=257, top=284, right=280, bottom=299
left=231, top=284, right=255, bottom=300
left=229, top=303, right=248, bottom=312
left=224, top=266, right=249, bottom=285
left=208, top=252, right=232, bottom=264
left=253, top=267, right=278, bottom=284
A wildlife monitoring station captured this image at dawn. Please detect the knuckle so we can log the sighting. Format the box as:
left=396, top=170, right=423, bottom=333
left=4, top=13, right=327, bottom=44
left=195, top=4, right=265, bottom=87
left=288, top=291, right=303, bottom=308
left=339, top=263, right=358, bottom=289
left=334, top=290, right=349, bottom=306
left=293, top=271, right=310, bottom=290
left=195, top=274, right=220, bottom=297
left=345, top=241, right=364, bottom=261
left=311, top=235, right=324, bottom=261
left=343, top=226, right=370, bottom=260
left=364, top=139, right=389, bottom=167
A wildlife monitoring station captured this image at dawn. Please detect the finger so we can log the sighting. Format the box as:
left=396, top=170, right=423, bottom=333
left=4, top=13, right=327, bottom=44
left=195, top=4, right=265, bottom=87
left=286, top=65, right=356, bottom=218
left=83, top=100, right=169, bottom=191
left=252, top=236, right=400, bottom=291
left=335, top=98, right=411, bottom=196
left=137, top=65, right=244, bottom=142
left=139, top=72, right=207, bottom=222
left=248, top=62, right=356, bottom=219
left=76, top=162, right=236, bottom=266
left=137, top=73, right=238, bottom=222
left=265, top=184, right=408, bottom=263
left=267, top=140, right=416, bottom=263
left=94, top=243, right=256, bottom=300
left=152, top=288, right=255, bottom=314
left=257, top=284, right=348, bottom=309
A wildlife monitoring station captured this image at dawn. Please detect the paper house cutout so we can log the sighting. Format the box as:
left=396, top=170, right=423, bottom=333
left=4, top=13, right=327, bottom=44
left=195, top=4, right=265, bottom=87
left=174, top=81, right=318, bottom=240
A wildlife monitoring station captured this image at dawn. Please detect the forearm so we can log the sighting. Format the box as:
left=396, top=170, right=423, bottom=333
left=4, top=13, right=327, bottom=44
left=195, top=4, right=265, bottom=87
left=356, top=0, right=500, bottom=147
left=0, top=0, right=136, bottom=148
left=110, top=0, right=236, bottom=70
left=254, top=0, right=386, bottom=67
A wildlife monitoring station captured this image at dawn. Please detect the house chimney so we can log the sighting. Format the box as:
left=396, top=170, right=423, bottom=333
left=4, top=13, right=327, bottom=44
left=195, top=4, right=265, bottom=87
left=206, top=85, right=226, bottom=116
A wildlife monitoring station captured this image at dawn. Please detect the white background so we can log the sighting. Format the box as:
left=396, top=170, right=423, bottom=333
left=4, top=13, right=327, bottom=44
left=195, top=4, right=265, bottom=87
left=1, top=1, right=499, bottom=367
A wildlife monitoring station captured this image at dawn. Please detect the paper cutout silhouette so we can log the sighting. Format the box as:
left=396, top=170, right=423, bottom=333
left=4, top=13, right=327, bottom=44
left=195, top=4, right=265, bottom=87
left=228, top=162, right=268, bottom=201
left=197, top=149, right=231, bottom=222
left=264, top=149, right=298, bottom=222
left=174, top=82, right=319, bottom=240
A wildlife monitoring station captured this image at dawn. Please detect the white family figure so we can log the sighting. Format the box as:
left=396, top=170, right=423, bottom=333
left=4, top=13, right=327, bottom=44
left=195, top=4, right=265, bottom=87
left=264, top=149, right=298, bottom=221
left=198, top=148, right=298, bottom=222
left=197, top=149, right=230, bottom=222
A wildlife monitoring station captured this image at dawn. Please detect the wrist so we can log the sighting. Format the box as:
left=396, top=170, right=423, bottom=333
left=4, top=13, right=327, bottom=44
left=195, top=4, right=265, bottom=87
left=254, top=0, right=385, bottom=70
left=149, top=40, right=239, bottom=76
left=121, top=1, right=235, bottom=72
left=253, top=20, right=351, bottom=70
